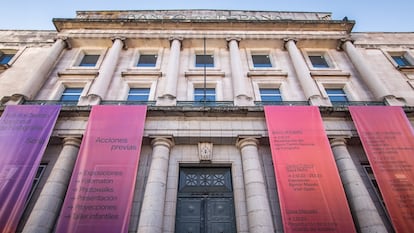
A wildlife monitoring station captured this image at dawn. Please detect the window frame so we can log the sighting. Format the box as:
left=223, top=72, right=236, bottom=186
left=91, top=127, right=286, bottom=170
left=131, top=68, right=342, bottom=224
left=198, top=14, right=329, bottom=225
left=304, top=50, right=336, bottom=70
left=194, top=87, right=216, bottom=102
left=189, top=48, right=221, bottom=71
left=195, top=54, right=215, bottom=68
left=0, top=53, right=15, bottom=65
left=59, top=87, right=84, bottom=102
left=325, top=88, right=349, bottom=102
left=386, top=51, right=414, bottom=69
left=131, top=49, right=163, bottom=69
left=0, top=48, right=20, bottom=68
left=26, top=164, right=47, bottom=203
left=251, top=54, right=273, bottom=68
left=127, top=87, right=151, bottom=101
left=259, top=88, right=282, bottom=102
left=72, top=49, right=105, bottom=68
left=136, top=54, right=158, bottom=67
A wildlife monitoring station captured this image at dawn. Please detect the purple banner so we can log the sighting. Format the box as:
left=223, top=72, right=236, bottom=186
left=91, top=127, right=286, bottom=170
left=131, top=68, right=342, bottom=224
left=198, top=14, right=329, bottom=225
left=0, top=105, right=60, bottom=233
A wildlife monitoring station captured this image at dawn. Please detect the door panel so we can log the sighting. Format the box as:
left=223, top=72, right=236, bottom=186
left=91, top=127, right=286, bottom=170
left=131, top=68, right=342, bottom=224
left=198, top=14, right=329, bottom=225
left=207, top=198, right=235, bottom=233
left=176, top=198, right=203, bottom=233
left=175, top=167, right=236, bottom=233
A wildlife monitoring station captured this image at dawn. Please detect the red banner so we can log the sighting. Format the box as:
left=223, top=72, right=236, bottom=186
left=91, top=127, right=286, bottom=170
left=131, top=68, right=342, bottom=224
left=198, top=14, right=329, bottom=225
left=0, top=105, right=60, bottom=233
left=264, top=106, right=355, bottom=233
left=350, top=106, right=414, bottom=232
left=55, top=105, right=147, bottom=233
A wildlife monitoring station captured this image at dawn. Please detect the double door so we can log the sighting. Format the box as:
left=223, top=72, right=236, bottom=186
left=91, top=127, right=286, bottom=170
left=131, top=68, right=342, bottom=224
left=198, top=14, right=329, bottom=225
left=175, top=167, right=236, bottom=233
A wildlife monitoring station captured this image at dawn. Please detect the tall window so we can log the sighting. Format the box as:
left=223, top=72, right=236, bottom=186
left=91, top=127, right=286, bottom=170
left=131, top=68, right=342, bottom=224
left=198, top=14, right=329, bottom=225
left=79, top=54, right=100, bottom=67
left=0, top=52, right=14, bottom=65
left=252, top=55, right=272, bottom=68
left=137, top=55, right=157, bottom=67
left=259, top=88, right=282, bottom=102
left=326, top=88, right=348, bottom=102
left=309, top=55, right=330, bottom=68
left=391, top=55, right=412, bottom=67
left=26, top=164, right=47, bottom=203
left=60, top=88, right=83, bottom=102
left=194, top=88, right=215, bottom=102
left=195, top=55, right=214, bottom=68
left=127, top=88, right=150, bottom=101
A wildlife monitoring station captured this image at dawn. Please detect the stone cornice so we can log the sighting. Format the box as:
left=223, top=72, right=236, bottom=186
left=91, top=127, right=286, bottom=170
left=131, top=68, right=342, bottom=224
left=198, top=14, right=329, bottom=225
left=53, top=18, right=355, bottom=33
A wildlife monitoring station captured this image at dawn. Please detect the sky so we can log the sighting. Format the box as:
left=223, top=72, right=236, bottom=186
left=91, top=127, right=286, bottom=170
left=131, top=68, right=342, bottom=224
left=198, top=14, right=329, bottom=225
left=1, top=0, right=412, bottom=32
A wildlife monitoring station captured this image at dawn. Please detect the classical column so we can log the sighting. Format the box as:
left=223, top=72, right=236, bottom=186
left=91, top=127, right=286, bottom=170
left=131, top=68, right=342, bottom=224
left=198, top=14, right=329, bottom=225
left=341, top=40, right=397, bottom=104
left=87, top=37, right=125, bottom=105
left=284, top=39, right=324, bottom=105
left=330, top=138, right=387, bottom=233
left=137, top=137, right=174, bottom=233
left=15, top=37, right=68, bottom=103
left=157, top=37, right=181, bottom=106
left=22, top=137, right=81, bottom=233
left=227, top=38, right=252, bottom=106
left=237, top=137, right=275, bottom=233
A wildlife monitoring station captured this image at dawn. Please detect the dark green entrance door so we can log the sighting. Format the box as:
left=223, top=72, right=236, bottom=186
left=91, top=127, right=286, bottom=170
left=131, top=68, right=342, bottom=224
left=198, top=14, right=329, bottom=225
left=175, top=168, right=236, bottom=233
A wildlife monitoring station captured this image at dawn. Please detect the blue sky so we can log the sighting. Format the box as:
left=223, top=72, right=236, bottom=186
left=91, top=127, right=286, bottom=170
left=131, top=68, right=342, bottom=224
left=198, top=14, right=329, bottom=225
left=1, top=0, right=412, bottom=32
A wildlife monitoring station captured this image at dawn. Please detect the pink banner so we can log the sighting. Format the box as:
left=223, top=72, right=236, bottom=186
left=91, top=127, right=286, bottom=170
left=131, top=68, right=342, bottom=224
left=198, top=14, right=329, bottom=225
left=264, top=106, right=355, bottom=233
left=0, top=105, right=60, bottom=233
left=55, top=105, right=146, bottom=233
left=350, top=106, right=414, bottom=232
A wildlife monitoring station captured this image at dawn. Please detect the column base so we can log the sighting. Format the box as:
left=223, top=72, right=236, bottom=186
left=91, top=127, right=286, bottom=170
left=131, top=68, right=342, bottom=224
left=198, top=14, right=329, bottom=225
left=234, top=95, right=254, bottom=106
left=308, top=95, right=329, bottom=106
left=156, top=95, right=177, bottom=106
left=384, top=95, right=406, bottom=106
left=3, top=94, right=25, bottom=105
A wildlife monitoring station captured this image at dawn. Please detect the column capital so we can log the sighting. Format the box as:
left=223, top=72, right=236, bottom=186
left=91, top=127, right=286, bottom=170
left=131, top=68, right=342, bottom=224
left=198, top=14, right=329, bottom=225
left=283, top=38, right=298, bottom=50
left=236, top=136, right=260, bottom=149
left=151, top=136, right=175, bottom=149
left=168, top=36, right=182, bottom=50
left=168, top=36, right=183, bottom=41
left=111, top=37, right=127, bottom=49
left=337, top=38, right=354, bottom=50
left=54, top=36, right=71, bottom=49
left=226, top=37, right=241, bottom=42
left=226, top=37, right=241, bottom=48
left=62, top=137, right=82, bottom=148
left=283, top=38, right=297, bottom=43
left=329, top=137, right=348, bottom=148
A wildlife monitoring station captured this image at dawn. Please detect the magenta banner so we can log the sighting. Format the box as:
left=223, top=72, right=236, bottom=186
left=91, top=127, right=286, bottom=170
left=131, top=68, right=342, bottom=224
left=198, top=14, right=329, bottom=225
left=264, top=106, right=355, bottom=233
left=350, top=106, right=414, bottom=232
left=56, top=105, right=147, bottom=233
left=0, top=105, right=61, bottom=233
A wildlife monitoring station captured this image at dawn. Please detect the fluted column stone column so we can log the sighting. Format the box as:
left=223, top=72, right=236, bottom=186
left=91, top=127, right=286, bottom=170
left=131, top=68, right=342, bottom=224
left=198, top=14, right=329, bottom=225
left=330, top=138, right=387, bottom=233
left=137, top=137, right=174, bottom=233
left=157, top=37, right=181, bottom=106
left=237, top=137, right=275, bottom=233
left=22, top=137, right=81, bottom=233
left=284, top=39, right=324, bottom=105
left=87, top=38, right=125, bottom=105
left=227, top=38, right=252, bottom=106
left=341, top=40, right=401, bottom=105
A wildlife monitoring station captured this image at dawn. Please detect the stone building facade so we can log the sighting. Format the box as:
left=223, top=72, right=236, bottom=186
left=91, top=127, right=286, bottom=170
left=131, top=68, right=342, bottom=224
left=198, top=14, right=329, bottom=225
left=1, top=9, right=414, bottom=233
